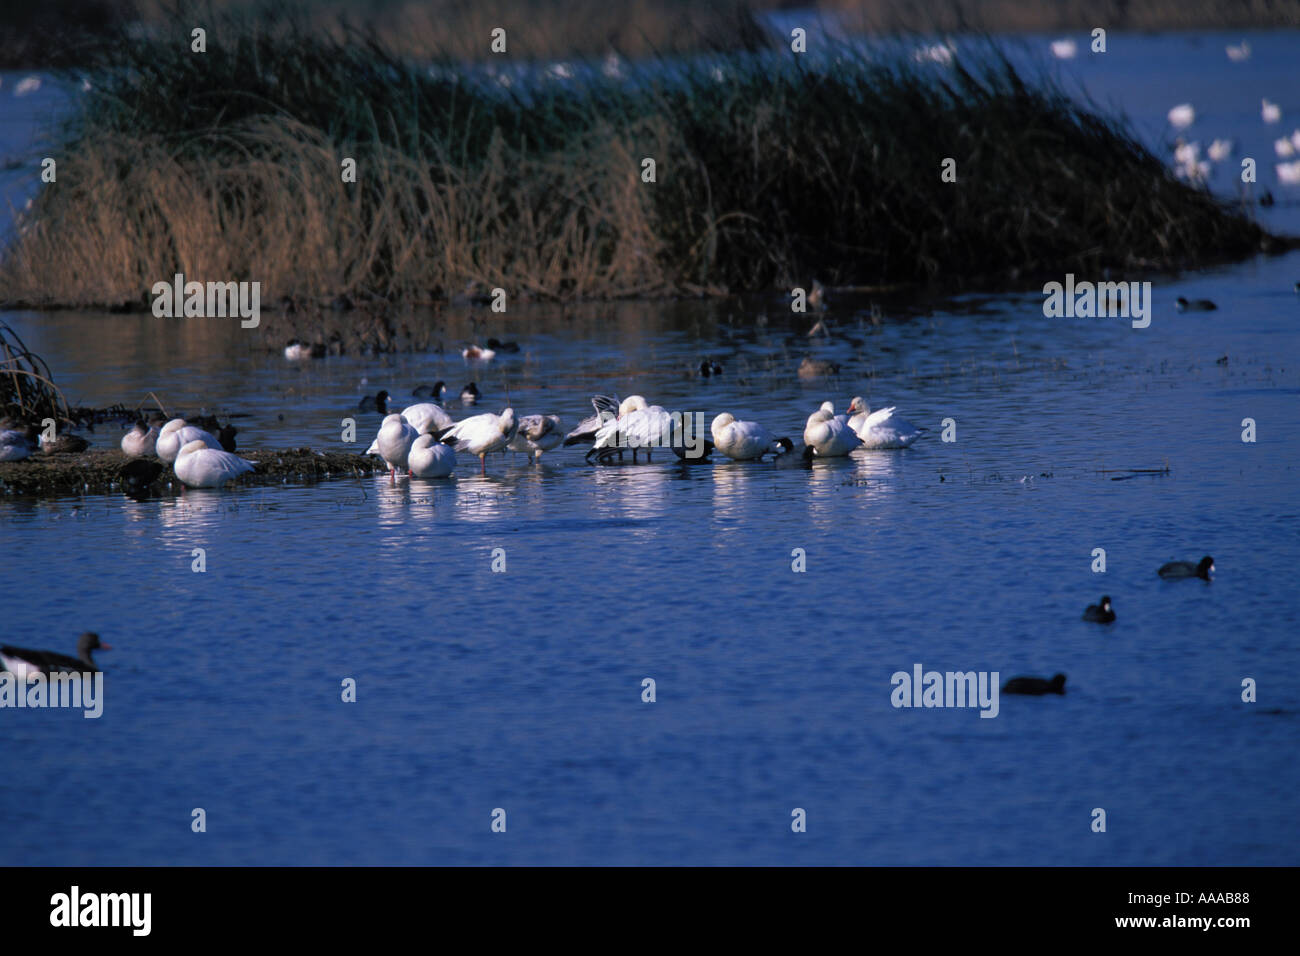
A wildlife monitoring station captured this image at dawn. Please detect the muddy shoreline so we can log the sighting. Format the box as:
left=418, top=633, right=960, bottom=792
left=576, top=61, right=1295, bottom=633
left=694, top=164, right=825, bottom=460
left=0, top=448, right=382, bottom=498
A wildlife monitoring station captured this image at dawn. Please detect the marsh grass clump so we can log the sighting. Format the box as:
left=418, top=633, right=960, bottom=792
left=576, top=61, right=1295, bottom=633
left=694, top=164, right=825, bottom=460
left=0, top=12, right=1276, bottom=306
left=0, top=322, right=71, bottom=424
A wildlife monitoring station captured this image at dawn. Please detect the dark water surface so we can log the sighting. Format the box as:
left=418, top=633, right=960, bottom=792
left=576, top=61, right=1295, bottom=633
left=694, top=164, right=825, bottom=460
left=1, top=32, right=1298, bottom=864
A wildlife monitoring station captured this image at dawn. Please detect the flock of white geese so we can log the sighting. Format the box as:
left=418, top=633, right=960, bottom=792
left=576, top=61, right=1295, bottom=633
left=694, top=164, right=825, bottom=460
left=352, top=392, right=924, bottom=478
left=114, top=394, right=924, bottom=486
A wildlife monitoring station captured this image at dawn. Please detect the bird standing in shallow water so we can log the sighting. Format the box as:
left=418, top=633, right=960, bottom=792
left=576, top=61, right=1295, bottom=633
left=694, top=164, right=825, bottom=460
left=439, top=408, right=517, bottom=475
left=509, top=414, right=563, bottom=463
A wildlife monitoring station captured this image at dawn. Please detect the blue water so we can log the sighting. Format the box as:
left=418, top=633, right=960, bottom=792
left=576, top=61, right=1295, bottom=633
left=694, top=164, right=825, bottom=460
left=1, top=32, right=1299, bottom=865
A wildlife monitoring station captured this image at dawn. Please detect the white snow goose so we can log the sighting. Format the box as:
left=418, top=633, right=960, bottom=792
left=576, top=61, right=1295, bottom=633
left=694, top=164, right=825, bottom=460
left=710, top=413, right=792, bottom=461
left=845, top=396, right=925, bottom=448
left=174, top=439, right=256, bottom=488
left=439, top=407, right=518, bottom=474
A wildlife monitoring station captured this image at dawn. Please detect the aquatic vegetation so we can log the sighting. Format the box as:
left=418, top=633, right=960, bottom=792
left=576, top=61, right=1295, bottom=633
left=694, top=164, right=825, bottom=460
left=0, top=12, right=1280, bottom=306
left=0, top=321, right=70, bottom=424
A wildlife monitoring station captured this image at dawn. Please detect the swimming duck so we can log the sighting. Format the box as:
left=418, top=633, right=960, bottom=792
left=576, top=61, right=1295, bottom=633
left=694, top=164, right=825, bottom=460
left=486, top=337, right=520, bottom=353
left=460, top=383, right=481, bottom=405
left=1, top=632, right=110, bottom=679
left=411, top=381, right=447, bottom=400
left=1082, top=596, right=1116, bottom=623
left=358, top=390, right=390, bottom=413
left=1002, top=674, right=1066, bottom=695
left=798, top=356, right=841, bottom=380
left=1175, top=296, right=1217, bottom=312
left=1158, top=555, right=1214, bottom=580
left=462, top=344, right=496, bottom=362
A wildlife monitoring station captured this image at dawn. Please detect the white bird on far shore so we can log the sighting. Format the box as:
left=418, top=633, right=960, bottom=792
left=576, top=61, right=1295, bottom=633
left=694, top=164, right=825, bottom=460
left=1167, top=103, right=1195, bottom=128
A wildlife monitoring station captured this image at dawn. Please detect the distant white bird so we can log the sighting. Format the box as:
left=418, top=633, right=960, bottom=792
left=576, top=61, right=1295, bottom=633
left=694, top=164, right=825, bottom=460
left=401, top=403, right=454, bottom=435
left=508, top=414, right=563, bottom=463
left=283, top=339, right=310, bottom=360
left=1276, top=137, right=1296, bottom=158
left=462, top=344, right=495, bottom=362
left=173, top=440, right=255, bottom=488
left=1226, top=41, right=1251, bottom=62
left=846, top=397, right=925, bottom=449
left=440, top=408, right=517, bottom=474
left=1176, top=159, right=1212, bottom=183
left=1173, top=139, right=1200, bottom=165
left=369, top=413, right=419, bottom=475
left=156, top=419, right=221, bottom=463
left=1277, top=160, right=1300, bottom=185
left=913, top=41, right=955, bottom=65
left=1207, top=138, right=1234, bottom=162
left=1167, top=103, right=1195, bottom=129
left=13, top=75, right=40, bottom=97
left=120, top=422, right=159, bottom=457
left=1263, top=99, right=1282, bottom=124
left=1050, top=38, right=1077, bottom=60
left=710, top=413, right=790, bottom=462
left=590, top=396, right=673, bottom=463
left=407, top=434, right=457, bottom=478
left=803, top=408, right=861, bottom=457
left=602, top=53, right=624, bottom=79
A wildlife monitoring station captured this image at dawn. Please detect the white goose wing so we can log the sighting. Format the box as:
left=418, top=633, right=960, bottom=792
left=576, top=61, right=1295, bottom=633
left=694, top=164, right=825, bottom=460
left=614, top=406, right=672, bottom=449
left=861, top=406, right=897, bottom=430
left=402, top=403, right=454, bottom=435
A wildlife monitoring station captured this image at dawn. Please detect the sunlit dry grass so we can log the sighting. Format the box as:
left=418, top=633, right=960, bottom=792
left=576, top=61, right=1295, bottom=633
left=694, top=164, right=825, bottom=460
left=0, top=12, right=1277, bottom=307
